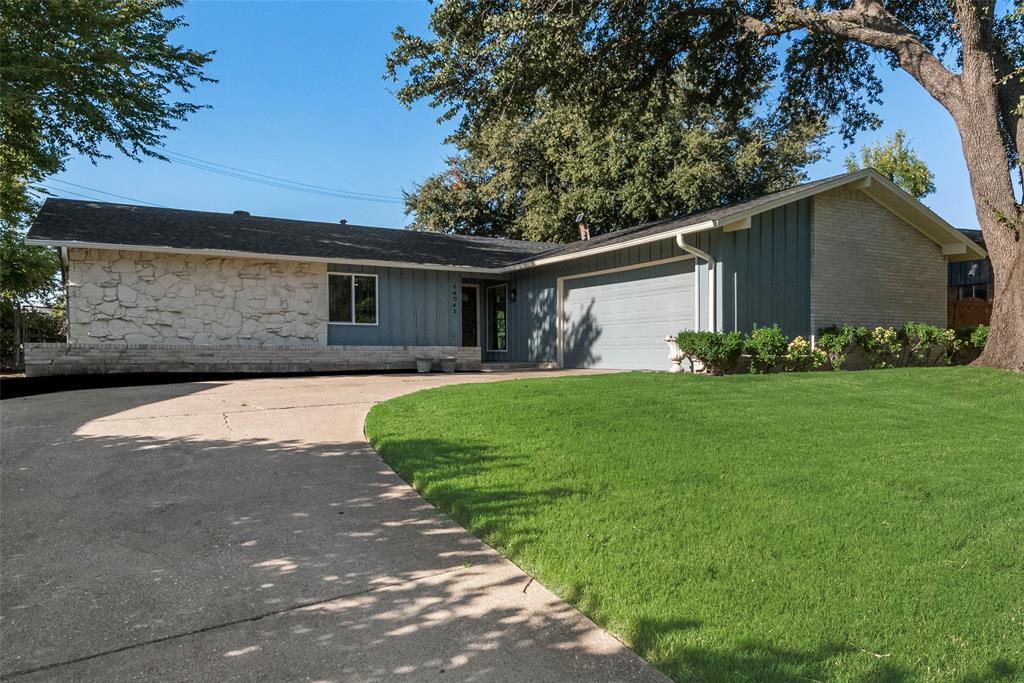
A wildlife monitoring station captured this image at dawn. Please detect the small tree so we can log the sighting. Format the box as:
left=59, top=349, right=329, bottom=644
left=844, top=129, right=936, bottom=199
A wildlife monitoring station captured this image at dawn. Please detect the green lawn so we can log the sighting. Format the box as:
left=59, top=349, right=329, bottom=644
left=365, top=368, right=1024, bottom=682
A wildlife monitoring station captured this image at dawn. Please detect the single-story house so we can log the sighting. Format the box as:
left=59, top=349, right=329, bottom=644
left=24, top=169, right=985, bottom=376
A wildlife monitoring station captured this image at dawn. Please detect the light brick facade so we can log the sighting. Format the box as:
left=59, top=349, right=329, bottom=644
left=66, top=249, right=329, bottom=346
left=810, top=189, right=947, bottom=334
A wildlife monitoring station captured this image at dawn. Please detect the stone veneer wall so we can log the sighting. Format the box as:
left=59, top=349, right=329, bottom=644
left=810, top=189, right=947, bottom=333
left=66, top=248, right=328, bottom=346
left=24, top=343, right=481, bottom=377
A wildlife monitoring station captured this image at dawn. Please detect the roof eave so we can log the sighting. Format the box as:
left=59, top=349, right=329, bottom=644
left=23, top=238, right=513, bottom=275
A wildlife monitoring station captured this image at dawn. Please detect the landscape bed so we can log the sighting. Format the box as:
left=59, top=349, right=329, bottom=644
left=365, top=368, right=1024, bottom=682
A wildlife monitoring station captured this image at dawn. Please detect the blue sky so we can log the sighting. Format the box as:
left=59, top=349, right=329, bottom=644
left=48, top=0, right=980, bottom=229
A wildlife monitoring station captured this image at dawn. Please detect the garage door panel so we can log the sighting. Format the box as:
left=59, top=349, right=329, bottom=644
left=563, top=259, right=695, bottom=370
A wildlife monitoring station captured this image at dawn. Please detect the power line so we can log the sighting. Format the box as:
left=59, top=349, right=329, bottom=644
left=160, top=148, right=405, bottom=204
left=36, top=184, right=110, bottom=203
left=46, top=179, right=166, bottom=207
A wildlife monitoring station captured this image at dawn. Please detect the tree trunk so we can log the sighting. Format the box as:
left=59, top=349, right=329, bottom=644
left=949, top=82, right=1024, bottom=371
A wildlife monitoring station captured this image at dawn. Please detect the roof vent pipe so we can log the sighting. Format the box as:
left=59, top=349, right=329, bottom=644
left=576, top=213, right=590, bottom=241
left=233, top=210, right=250, bottom=216
left=339, top=219, right=348, bottom=225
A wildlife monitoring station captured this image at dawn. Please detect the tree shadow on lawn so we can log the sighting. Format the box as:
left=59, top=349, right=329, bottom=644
left=373, top=436, right=1022, bottom=683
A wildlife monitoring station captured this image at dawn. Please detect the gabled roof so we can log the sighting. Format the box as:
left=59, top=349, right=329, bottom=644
left=510, top=169, right=986, bottom=267
left=25, top=199, right=554, bottom=272
left=27, top=169, right=985, bottom=271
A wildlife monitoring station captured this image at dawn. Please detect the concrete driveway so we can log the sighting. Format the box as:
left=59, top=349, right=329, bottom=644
left=0, top=372, right=666, bottom=682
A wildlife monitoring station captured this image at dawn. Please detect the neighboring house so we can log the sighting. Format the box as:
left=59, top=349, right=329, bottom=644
left=24, top=169, right=984, bottom=376
left=948, top=228, right=992, bottom=327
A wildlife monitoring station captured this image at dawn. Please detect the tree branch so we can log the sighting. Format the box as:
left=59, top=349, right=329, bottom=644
left=739, top=1, right=962, bottom=110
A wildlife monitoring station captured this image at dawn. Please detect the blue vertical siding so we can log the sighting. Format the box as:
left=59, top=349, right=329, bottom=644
left=694, top=198, right=812, bottom=337
left=506, top=237, right=692, bottom=362
left=326, top=263, right=463, bottom=346
left=325, top=197, right=811, bottom=357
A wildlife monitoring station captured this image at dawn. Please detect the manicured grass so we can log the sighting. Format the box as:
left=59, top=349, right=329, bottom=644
left=365, top=368, right=1024, bottom=682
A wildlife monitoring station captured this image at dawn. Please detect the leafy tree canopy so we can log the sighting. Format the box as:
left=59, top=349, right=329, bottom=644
left=0, top=0, right=214, bottom=223
left=844, top=129, right=936, bottom=199
left=0, top=206, right=60, bottom=305
left=389, top=2, right=831, bottom=240
left=405, top=92, right=825, bottom=242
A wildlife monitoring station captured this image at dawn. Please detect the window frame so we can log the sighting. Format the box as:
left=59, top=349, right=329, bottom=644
left=328, top=272, right=379, bottom=326
left=485, top=283, right=509, bottom=353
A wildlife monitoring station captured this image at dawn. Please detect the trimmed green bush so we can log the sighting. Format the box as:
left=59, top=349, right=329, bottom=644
left=675, top=330, right=744, bottom=375
left=817, top=325, right=865, bottom=371
left=970, top=324, right=989, bottom=349
left=901, top=321, right=958, bottom=366
left=745, top=324, right=788, bottom=373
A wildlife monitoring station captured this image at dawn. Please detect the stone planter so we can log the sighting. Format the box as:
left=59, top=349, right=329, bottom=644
left=664, top=335, right=686, bottom=373
left=414, top=357, right=433, bottom=373
left=439, top=356, right=458, bottom=373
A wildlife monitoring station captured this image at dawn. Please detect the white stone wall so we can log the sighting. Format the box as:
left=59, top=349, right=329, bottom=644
left=810, top=189, right=947, bottom=333
left=66, top=249, right=328, bottom=346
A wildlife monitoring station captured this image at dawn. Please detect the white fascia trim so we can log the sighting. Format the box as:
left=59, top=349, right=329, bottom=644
left=857, top=176, right=988, bottom=261
left=24, top=238, right=510, bottom=275
left=508, top=221, right=715, bottom=271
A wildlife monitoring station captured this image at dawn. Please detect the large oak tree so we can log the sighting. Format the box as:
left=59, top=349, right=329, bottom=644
left=389, top=1, right=1024, bottom=371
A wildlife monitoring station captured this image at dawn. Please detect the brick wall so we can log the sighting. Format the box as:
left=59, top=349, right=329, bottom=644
left=66, top=249, right=328, bottom=346
left=810, top=189, right=947, bottom=334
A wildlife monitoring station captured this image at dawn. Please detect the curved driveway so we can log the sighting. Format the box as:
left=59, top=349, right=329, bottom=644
left=1, top=372, right=665, bottom=682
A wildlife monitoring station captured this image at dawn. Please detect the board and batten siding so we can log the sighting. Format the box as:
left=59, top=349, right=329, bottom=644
left=505, top=237, right=693, bottom=362
left=326, top=263, right=463, bottom=347
left=809, top=188, right=947, bottom=332
left=689, top=198, right=813, bottom=339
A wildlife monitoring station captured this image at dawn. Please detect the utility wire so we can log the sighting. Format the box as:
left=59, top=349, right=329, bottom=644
left=160, top=148, right=404, bottom=204
left=46, top=179, right=166, bottom=207
left=35, top=184, right=105, bottom=202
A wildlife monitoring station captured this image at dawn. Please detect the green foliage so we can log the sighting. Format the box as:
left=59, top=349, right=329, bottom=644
left=843, top=130, right=936, bottom=199
left=900, top=321, right=959, bottom=366
left=744, top=323, right=788, bottom=374
left=388, top=3, right=825, bottom=240
left=0, top=299, right=65, bottom=370
left=0, top=0, right=214, bottom=222
left=817, top=325, right=866, bottom=371
left=367, top=369, right=1024, bottom=682
left=0, top=208, right=60, bottom=305
left=784, top=335, right=827, bottom=372
left=970, top=324, right=989, bottom=350
left=675, top=330, right=744, bottom=375
left=863, top=326, right=903, bottom=369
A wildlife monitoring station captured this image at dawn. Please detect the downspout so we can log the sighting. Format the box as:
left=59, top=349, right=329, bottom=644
left=676, top=234, right=716, bottom=332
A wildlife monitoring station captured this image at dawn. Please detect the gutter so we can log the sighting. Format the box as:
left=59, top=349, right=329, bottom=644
left=676, top=234, right=716, bottom=332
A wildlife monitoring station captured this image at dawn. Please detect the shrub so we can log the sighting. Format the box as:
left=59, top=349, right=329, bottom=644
left=676, top=330, right=744, bottom=375
left=745, top=324, right=788, bottom=374
left=970, top=324, right=989, bottom=350
left=863, top=326, right=902, bottom=369
left=901, top=321, right=959, bottom=366
left=785, top=335, right=828, bottom=371
left=817, top=325, right=865, bottom=371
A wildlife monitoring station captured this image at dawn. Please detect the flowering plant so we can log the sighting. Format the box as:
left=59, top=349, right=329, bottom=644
left=785, top=335, right=827, bottom=371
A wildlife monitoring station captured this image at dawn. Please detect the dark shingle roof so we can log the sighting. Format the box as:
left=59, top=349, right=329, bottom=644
left=30, top=172, right=898, bottom=269
left=27, top=199, right=556, bottom=270
left=524, top=174, right=849, bottom=262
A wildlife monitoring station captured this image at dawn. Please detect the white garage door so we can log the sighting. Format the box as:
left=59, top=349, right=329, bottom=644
left=562, top=259, right=696, bottom=370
